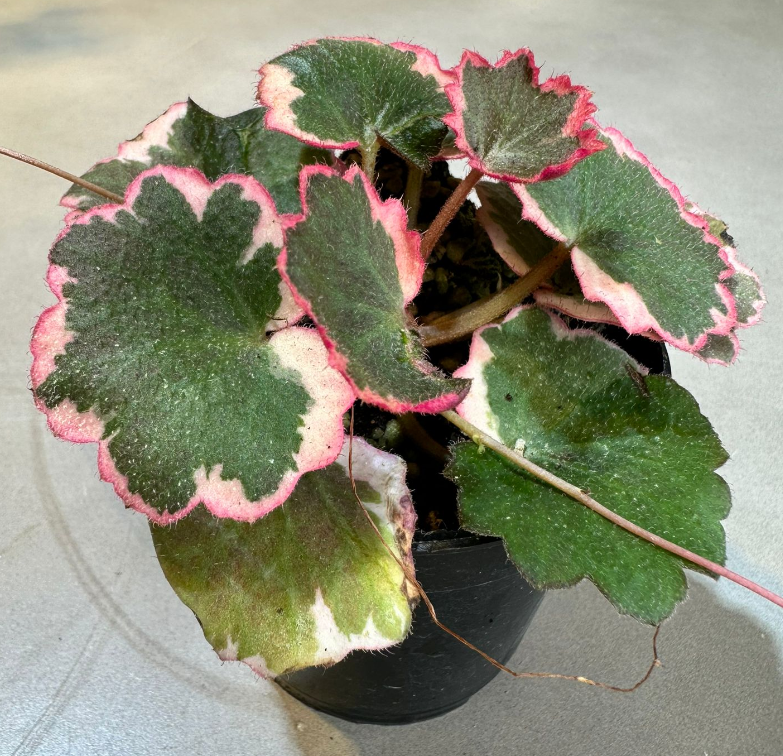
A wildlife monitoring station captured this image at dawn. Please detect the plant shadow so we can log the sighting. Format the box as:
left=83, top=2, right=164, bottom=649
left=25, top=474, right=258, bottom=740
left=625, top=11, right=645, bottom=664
left=272, top=685, right=363, bottom=756
left=276, top=580, right=783, bottom=755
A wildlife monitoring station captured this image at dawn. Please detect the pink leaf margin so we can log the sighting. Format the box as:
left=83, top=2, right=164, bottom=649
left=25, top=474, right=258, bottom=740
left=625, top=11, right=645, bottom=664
left=256, top=37, right=455, bottom=150
left=32, top=165, right=352, bottom=524
left=279, top=164, right=465, bottom=414
left=60, top=101, right=189, bottom=214
left=686, top=202, right=766, bottom=333
left=443, top=49, right=603, bottom=183
left=510, top=122, right=764, bottom=361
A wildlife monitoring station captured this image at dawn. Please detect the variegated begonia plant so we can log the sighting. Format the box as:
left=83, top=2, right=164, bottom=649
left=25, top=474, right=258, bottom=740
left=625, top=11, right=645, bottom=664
left=12, top=37, right=781, bottom=682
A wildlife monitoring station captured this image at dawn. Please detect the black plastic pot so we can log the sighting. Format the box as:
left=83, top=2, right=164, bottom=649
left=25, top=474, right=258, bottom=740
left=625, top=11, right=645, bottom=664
left=278, top=331, right=670, bottom=725
left=277, top=532, right=544, bottom=725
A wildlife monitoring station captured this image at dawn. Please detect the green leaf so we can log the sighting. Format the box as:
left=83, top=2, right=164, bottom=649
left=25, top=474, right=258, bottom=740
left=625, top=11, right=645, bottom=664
left=476, top=180, right=560, bottom=275
left=478, top=181, right=765, bottom=365
left=62, top=99, right=331, bottom=215
left=280, top=164, right=470, bottom=414
left=152, top=438, right=416, bottom=676
left=257, top=38, right=452, bottom=169
left=444, top=49, right=602, bottom=182
left=513, top=125, right=755, bottom=356
left=476, top=180, right=628, bottom=328
left=447, top=307, right=731, bottom=623
left=33, top=166, right=354, bottom=524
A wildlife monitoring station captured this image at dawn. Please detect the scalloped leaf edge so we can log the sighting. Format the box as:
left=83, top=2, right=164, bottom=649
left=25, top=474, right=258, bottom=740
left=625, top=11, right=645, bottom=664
left=32, top=166, right=355, bottom=524
left=511, top=122, right=757, bottom=356
left=443, top=49, right=603, bottom=183
left=257, top=37, right=454, bottom=151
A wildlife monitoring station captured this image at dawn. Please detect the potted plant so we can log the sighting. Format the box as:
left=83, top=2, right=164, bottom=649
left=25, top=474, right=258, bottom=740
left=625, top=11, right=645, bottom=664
left=9, top=37, right=780, bottom=725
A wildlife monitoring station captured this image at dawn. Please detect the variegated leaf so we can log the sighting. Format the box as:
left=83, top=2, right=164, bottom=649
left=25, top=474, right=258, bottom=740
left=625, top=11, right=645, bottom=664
left=512, top=125, right=764, bottom=360
left=447, top=307, right=731, bottom=624
left=444, top=49, right=602, bottom=182
left=62, top=99, right=331, bottom=215
left=33, top=166, right=353, bottom=523
left=257, top=37, right=452, bottom=168
left=152, top=438, right=416, bottom=677
left=280, top=164, right=470, bottom=414
left=530, top=205, right=765, bottom=365
left=476, top=179, right=650, bottom=331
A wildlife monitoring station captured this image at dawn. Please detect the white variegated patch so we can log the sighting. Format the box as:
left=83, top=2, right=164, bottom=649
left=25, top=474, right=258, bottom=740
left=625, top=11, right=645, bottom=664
left=309, top=588, right=403, bottom=667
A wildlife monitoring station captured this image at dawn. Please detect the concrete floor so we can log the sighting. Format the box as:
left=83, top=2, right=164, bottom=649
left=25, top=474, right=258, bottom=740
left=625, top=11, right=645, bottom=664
left=1, top=0, right=781, bottom=753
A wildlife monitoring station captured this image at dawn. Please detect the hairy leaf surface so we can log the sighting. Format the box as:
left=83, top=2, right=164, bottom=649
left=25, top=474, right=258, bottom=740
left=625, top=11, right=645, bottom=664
left=476, top=180, right=634, bottom=330
left=447, top=307, right=731, bottom=623
left=444, top=49, right=602, bottom=182
left=280, top=164, right=470, bottom=413
left=62, top=99, right=331, bottom=214
left=479, top=182, right=764, bottom=364
left=33, top=167, right=353, bottom=523
left=257, top=37, right=452, bottom=168
left=513, top=125, right=763, bottom=358
left=152, top=438, right=416, bottom=676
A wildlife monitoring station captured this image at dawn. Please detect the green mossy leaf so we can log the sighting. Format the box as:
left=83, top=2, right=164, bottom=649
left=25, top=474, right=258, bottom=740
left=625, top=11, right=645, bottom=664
left=446, top=307, right=731, bottom=623
left=34, top=167, right=353, bottom=523
left=281, top=165, right=470, bottom=414
left=62, top=99, right=331, bottom=215
left=514, top=127, right=741, bottom=353
left=257, top=38, right=451, bottom=169
left=152, top=438, right=415, bottom=676
left=445, top=49, right=602, bottom=182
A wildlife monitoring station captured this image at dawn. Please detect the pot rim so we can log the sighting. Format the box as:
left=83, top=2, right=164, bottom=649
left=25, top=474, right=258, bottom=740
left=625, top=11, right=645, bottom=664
left=412, top=529, right=499, bottom=553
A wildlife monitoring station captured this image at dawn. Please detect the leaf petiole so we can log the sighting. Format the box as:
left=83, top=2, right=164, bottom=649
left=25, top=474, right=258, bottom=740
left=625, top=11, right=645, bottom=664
left=420, top=167, right=482, bottom=259
left=420, top=243, right=571, bottom=346
left=360, top=139, right=380, bottom=183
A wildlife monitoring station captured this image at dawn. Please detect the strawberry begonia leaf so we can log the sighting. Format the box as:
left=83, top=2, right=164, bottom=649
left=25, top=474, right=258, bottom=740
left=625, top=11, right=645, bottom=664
left=537, top=211, right=759, bottom=365
left=257, top=37, right=452, bottom=169
left=477, top=182, right=764, bottom=364
left=152, top=438, right=416, bottom=677
left=280, top=164, right=470, bottom=414
left=62, top=99, right=331, bottom=215
left=476, top=180, right=636, bottom=327
left=447, top=307, right=731, bottom=624
left=32, top=166, right=354, bottom=524
left=444, top=49, right=603, bottom=182
left=512, top=125, right=764, bottom=358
